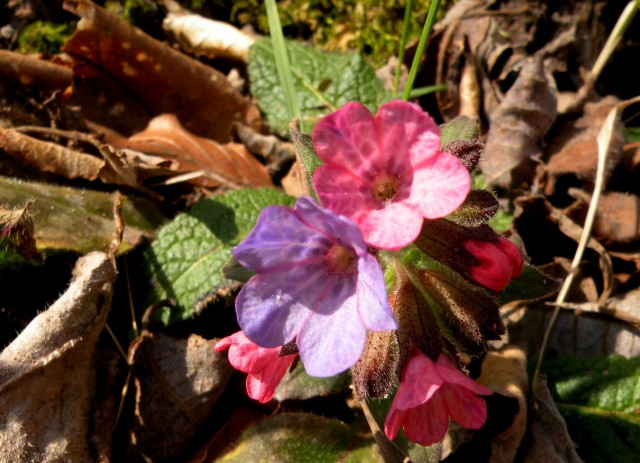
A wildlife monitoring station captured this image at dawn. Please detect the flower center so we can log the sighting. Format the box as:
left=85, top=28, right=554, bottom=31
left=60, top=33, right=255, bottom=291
left=372, top=174, right=399, bottom=202
left=324, top=244, right=357, bottom=275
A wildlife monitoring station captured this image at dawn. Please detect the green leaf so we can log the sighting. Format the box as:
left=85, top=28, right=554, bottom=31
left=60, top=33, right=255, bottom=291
left=217, top=412, right=382, bottom=463
left=0, top=176, right=163, bottom=255
left=541, top=355, right=640, bottom=462
left=144, top=188, right=294, bottom=324
left=497, top=263, right=560, bottom=306
left=248, top=38, right=387, bottom=135
left=274, top=367, right=350, bottom=402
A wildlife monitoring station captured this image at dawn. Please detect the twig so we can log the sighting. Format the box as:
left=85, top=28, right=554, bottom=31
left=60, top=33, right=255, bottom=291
left=532, top=96, right=640, bottom=391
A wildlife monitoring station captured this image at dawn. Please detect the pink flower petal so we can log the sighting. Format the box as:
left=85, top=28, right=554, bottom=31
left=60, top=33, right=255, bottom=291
left=312, top=164, right=377, bottom=219
left=354, top=201, right=423, bottom=250
left=245, top=353, right=296, bottom=403
left=377, top=100, right=441, bottom=174
left=313, top=102, right=382, bottom=179
left=440, top=384, right=488, bottom=429
left=410, top=152, right=471, bottom=219
left=401, top=400, right=450, bottom=446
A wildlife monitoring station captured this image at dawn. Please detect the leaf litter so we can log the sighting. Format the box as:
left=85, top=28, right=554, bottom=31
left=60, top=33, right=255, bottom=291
left=1, top=0, right=640, bottom=461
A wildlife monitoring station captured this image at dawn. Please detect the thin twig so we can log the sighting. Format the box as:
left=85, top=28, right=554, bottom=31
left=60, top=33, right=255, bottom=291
left=532, top=96, right=640, bottom=391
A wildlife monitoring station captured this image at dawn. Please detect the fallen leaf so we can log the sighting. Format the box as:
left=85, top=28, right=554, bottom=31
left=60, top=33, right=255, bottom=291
left=481, top=57, right=557, bottom=189
left=0, top=176, right=164, bottom=254
left=0, top=252, right=117, bottom=462
left=163, top=10, right=256, bottom=61
left=0, top=128, right=105, bottom=181
left=477, top=347, right=529, bottom=463
left=0, top=200, right=40, bottom=262
left=544, top=97, right=620, bottom=195
left=62, top=0, right=262, bottom=142
left=519, top=377, right=582, bottom=463
left=126, top=334, right=232, bottom=462
left=0, top=49, right=73, bottom=90
left=566, top=190, right=640, bottom=245
left=116, top=114, right=272, bottom=189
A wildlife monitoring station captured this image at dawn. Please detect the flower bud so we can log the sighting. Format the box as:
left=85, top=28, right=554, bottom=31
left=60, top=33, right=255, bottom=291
left=462, top=237, right=524, bottom=291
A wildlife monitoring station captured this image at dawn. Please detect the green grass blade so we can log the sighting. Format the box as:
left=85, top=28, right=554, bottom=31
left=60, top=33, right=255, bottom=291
left=264, top=0, right=300, bottom=122
left=393, top=0, right=414, bottom=96
left=402, top=0, right=441, bottom=101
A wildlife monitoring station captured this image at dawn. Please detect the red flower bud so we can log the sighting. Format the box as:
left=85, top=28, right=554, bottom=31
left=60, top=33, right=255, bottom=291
left=462, top=237, right=524, bottom=291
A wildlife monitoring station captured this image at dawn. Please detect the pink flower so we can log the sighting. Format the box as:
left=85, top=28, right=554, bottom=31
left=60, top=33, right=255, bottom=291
left=214, top=331, right=297, bottom=403
left=384, top=352, right=492, bottom=446
left=463, top=237, right=524, bottom=291
left=312, top=100, right=470, bottom=250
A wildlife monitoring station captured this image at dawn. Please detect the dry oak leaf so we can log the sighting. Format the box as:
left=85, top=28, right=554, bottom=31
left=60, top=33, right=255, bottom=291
left=62, top=0, right=262, bottom=142
left=0, top=252, right=116, bottom=463
left=116, top=114, right=272, bottom=189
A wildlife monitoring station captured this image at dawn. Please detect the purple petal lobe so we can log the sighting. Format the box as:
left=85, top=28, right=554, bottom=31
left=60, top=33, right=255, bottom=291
left=236, top=275, right=310, bottom=348
left=356, top=255, right=396, bottom=330
left=297, top=295, right=367, bottom=377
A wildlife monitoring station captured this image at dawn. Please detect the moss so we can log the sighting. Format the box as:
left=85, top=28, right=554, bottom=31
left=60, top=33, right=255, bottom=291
left=17, top=21, right=75, bottom=54
left=230, top=0, right=455, bottom=67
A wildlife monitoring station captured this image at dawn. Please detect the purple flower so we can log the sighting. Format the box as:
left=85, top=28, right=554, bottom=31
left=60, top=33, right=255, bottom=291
left=233, top=196, right=397, bottom=377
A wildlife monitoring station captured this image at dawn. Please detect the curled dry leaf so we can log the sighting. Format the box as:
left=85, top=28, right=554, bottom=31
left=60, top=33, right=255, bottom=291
left=0, top=252, right=116, bottom=462
left=481, top=57, right=557, bottom=189
left=163, top=11, right=256, bottom=61
left=567, top=189, right=640, bottom=245
left=0, top=49, right=73, bottom=90
left=476, top=346, right=529, bottom=463
left=62, top=0, right=262, bottom=142
left=519, top=377, right=582, bottom=463
left=0, top=128, right=104, bottom=181
left=0, top=200, right=41, bottom=262
left=115, top=114, right=273, bottom=189
left=544, top=97, right=621, bottom=196
left=126, top=334, right=232, bottom=462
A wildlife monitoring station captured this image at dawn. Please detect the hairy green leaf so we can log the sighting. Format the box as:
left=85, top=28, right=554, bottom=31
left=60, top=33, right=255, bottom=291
left=144, top=188, right=294, bottom=324
left=542, top=355, right=640, bottom=462
left=217, top=413, right=381, bottom=463
left=497, top=264, right=559, bottom=306
left=248, top=38, right=387, bottom=135
left=0, top=176, right=163, bottom=255
left=274, top=367, right=350, bottom=402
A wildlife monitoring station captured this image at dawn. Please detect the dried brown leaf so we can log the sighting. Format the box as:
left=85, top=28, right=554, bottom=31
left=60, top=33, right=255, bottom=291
left=116, top=114, right=272, bottom=188
left=0, top=49, right=73, bottom=90
left=62, top=0, right=262, bottom=142
left=163, top=11, right=256, bottom=61
left=0, top=128, right=104, bottom=180
left=126, top=334, right=232, bottom=462
left=567, top=190, right=640, bottom=245
left=544, top=97, right=620, bottom=195
left=519, top=377, right=582, bottom=463
left=0, top=200, right=41, bottom=262
left=0, top=252, right=116, bottom=462
left=481, top=57, right=557, bottom=189
left=477, top=347, right=528, bottom=463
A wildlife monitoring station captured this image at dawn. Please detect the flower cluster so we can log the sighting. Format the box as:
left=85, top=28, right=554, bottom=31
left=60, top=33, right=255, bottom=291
left=215, top=100, right=525, bottom=447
